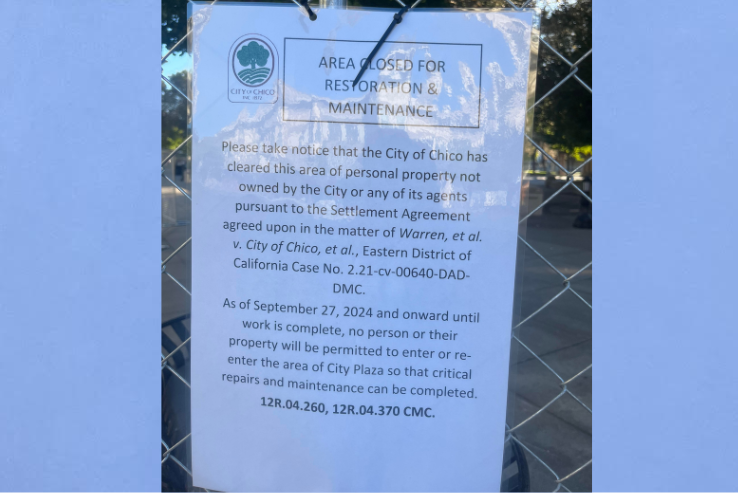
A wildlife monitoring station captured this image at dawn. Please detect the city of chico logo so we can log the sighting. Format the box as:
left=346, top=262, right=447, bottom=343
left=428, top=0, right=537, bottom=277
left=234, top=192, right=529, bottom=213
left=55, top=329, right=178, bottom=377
left=228, top=34, right=279, bottom=104
left=234, top=39, right=273, bottom=86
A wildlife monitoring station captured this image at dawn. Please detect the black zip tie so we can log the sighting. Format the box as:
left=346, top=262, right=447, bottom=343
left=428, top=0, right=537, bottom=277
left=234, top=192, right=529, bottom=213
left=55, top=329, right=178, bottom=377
left=299, top=0, right=317, bottom=21
left=352, top=4, right=411, bottom=87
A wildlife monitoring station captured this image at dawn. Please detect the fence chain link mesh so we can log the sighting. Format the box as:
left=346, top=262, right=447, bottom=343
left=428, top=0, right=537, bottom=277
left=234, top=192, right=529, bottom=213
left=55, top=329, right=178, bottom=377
left=161, top=0, right=591, bottom=490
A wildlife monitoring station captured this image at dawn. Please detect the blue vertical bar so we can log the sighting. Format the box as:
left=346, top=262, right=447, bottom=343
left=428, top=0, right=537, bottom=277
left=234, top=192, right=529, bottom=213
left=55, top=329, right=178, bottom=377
left=0, top=1, right=161, bottom=490
left=595, top=1, right=738, bottom=490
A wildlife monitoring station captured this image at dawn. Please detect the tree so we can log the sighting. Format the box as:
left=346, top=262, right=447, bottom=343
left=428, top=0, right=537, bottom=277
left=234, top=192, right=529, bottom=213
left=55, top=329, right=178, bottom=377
left=162, top=71, right=188, bottom=150
left=237, top=41, right=270, bottom=68
left=532, top=1, right=592, bottom=158
left=162, top=0, right=188, bottom=56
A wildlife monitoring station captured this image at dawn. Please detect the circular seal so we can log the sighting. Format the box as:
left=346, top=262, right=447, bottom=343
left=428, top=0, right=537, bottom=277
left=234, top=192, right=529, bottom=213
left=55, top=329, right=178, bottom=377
left=232, top=37, right=275, bottom=88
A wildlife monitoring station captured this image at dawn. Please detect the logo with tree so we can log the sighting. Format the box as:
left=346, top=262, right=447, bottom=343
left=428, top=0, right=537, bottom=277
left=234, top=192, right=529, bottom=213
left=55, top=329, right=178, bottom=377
left=233, top=39, right=273, bottom=87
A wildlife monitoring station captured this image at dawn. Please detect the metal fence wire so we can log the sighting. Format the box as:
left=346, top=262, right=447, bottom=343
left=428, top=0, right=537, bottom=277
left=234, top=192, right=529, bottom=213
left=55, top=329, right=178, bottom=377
left=161, top=0, right=592, bottom=490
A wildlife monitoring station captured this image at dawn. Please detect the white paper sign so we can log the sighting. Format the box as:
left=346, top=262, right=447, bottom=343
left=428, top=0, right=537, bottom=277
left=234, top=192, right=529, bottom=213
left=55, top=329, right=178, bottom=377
left=190, top=4, right=536, bottom=491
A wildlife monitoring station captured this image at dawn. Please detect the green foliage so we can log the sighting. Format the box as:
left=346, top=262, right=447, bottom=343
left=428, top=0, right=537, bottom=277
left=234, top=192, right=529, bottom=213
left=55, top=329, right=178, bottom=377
left=162, top=71, right=188, bottom=150
left=161, top=0, right=187, bottom=55
left=533, top=1, right=592, bottom=156
left=237, top=41, right=270, bottom=68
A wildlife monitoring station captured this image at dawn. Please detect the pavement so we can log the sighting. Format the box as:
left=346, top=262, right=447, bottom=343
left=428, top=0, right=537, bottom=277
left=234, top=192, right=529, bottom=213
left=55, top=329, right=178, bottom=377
left=508, top=189, right=592, bottom=491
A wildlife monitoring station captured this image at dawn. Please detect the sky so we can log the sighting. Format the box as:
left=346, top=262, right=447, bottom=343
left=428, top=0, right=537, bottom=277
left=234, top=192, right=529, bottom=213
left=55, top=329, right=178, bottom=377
left=162, top=47, right=191, bottom=77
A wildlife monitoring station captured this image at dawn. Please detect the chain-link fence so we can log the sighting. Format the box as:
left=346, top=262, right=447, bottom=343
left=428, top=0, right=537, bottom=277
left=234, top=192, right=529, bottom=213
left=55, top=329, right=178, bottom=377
left=161, top=1, right=591, bottom=490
